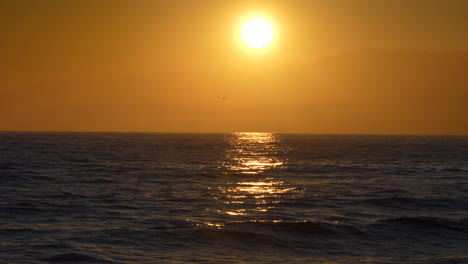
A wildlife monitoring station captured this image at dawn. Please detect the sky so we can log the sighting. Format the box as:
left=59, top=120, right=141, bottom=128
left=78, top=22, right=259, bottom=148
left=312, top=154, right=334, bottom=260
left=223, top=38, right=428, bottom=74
left=1, top=0, right=467, bottom=134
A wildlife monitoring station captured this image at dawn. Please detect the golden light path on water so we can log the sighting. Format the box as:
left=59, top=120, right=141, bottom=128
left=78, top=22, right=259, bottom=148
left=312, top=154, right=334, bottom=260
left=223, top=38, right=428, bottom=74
left=225, top=132, right=285, bottom=175
left=205, top=132, right=301, bottom=226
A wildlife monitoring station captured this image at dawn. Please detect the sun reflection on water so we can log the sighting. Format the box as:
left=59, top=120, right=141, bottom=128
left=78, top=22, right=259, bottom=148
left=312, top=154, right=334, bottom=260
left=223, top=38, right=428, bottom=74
left=207, top=132, right=300, bottom=222
left=223, top=132, right=285, bottom=175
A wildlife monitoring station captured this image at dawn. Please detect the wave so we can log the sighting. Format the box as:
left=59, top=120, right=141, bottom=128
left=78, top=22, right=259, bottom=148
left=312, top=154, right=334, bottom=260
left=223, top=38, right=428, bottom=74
left=39, top=253, right=116, bottom=263
left=44, top=191, right=89, bottom=199
left=1, top=205, right=45, bottom=214
left=0, top=161, right=20, bottom=170
left=0, top=228, right=51, bottom=235
left=370, top=188, right=410, bottom=194
left=194, top=217, right=468, bottom=245
left=193, top=220, right=368, bottom=247
left=375, top=216, right=468, bottom=230
left=82, top=178, right=117, bottom=184
left=60, top=156, right=94, bottom=163
left=364, top=196, right=468, bottom=210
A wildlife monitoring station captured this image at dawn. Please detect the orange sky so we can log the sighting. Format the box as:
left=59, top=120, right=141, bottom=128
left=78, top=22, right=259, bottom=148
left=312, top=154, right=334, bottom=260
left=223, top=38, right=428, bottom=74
left=1, top=0, right=467, bottom=134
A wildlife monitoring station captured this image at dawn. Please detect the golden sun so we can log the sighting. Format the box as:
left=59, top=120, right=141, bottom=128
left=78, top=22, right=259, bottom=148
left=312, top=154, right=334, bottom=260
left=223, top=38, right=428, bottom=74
left=240, top=18, right=273, bottom=49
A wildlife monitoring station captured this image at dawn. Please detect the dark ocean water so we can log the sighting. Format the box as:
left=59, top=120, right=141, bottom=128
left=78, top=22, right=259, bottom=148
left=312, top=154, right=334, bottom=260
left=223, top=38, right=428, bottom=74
left=1, top=132, right=468, bottom=264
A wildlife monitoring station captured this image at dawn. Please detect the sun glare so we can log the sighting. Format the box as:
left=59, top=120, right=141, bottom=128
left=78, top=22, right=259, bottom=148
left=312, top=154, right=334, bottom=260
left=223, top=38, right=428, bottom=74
left=240, top=18, right=273, bottom=49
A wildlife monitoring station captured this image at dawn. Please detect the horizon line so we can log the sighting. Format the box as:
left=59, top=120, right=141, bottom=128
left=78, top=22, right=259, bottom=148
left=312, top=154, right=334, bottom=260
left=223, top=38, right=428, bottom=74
left=1, top=130, right=467, bottom=137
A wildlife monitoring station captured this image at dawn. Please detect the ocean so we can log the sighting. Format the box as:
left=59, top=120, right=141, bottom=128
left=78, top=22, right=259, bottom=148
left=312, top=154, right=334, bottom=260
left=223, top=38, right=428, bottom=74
left=1, top=132, right=468, bottom=264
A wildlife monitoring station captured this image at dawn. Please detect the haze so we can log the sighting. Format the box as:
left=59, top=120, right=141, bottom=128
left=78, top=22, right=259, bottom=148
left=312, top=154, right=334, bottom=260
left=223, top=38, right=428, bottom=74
left=1, top=0, right=467, bottom=135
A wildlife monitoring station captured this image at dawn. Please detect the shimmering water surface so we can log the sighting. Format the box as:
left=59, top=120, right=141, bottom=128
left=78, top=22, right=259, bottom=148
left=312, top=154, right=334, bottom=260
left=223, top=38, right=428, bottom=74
left=1, top=132, right=468, bottom=263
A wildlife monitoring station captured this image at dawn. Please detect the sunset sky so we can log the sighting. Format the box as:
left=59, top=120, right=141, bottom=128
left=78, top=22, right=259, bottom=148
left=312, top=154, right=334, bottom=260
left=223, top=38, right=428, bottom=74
left=1, top=0, right=467, bottom=134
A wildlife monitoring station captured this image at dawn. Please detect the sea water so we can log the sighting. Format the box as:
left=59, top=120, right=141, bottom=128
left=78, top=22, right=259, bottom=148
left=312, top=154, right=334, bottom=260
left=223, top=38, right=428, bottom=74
left=1, top=132, right=468, bottom=263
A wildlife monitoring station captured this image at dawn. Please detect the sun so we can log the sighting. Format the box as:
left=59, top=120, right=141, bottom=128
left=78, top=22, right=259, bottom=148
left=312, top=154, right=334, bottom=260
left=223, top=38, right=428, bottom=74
left=240, top=18, right=274, bottom=49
